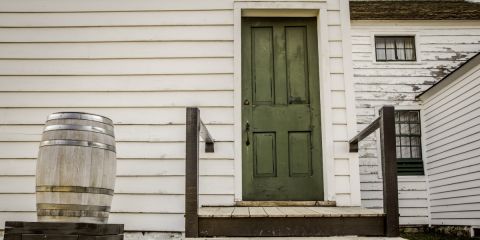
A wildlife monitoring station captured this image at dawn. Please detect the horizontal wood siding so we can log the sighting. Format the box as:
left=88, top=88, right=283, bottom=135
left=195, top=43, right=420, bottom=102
left=0, top=0, right=236, bottom=232
left=351, top=21, right=480, bottom=225
left=0, top=0, right=356, bottom=232
left=422, top=61, right=480, bottom=227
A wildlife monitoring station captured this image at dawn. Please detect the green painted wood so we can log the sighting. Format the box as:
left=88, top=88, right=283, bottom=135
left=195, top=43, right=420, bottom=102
left=254, top=133, right=276, bottom=177
left=289, top=132, right=312, bottom=176
left=252, top=27, right=274, bottom=105
left=242, top=17, right=323, bottom=200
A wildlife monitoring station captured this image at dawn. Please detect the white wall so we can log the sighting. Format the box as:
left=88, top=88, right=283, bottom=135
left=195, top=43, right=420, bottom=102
left=351, top=20, right=480, bottom=225
left=0, top=0, right=357, bottom=232
left=421, top=56, right=480, bottom=227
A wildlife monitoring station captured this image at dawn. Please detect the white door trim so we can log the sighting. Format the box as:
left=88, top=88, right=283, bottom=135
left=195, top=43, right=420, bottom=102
left=232, top=0, right=336, bottom=202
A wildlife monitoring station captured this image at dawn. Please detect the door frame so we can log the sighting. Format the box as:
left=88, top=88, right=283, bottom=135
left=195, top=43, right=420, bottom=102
left=232, top=1, right=357, bottom=204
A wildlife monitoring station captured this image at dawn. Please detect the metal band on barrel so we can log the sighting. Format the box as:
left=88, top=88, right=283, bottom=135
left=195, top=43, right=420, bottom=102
left=40, top=140, right=116, bottom=152
left=37, top=209, right=109, bottom=218
left=44, top=124, right=115, bottom=137
left=48, top=112, right=113, bottom=125
left=36, top=186, right=114, bottom=196
left=37, top=203, right=111, bottom=212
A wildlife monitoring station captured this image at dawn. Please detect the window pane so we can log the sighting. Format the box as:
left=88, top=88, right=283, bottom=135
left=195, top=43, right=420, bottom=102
left=397, top=147, right=402, bottom=158
left=401, top=136, right=410, bottom=146
left=376, top=49, right=386, bottom=61
left=410, top=111, right=419, bottom=122
left=386, top=38, right=395, bottom=48
left=405, top=38, right=414, bottom=48
left=397, top=48, right=405, bottom=60
left=411, top=147, right=421, bottom=158
left=396, top=136, right=401, bottom=145
left=376, top=38, right=385, bottom=48
left=386, top=49, right=395, bottom=60
left=401, top=147, right=411, bottom=158
left=395, top=38, right=405, bottom=49
left=400, top=124, right=410, bottom=134
left=395, top=125, right=400, bottom=135
left=405, top=49, right=415, bottom=60
left=399, top=112, right=409, bottom=122
left=411, top=124, right=421, bottom=135
left=411, top=136, right=421, bottom=146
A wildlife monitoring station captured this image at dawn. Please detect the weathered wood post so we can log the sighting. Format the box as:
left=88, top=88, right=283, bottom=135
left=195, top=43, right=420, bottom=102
left=379, top=106, right=400, bottom=237
left=185, top=107, right=200, bottom=237
left=349, top=105, right=400, bottom=237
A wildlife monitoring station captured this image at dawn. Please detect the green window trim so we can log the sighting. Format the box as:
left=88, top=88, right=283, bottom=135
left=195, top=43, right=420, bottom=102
left=395, top=110, right=424, bottom=176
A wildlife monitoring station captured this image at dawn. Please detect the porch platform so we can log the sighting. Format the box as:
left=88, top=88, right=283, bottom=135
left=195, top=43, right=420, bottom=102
left=199, top=206, right=383, bottom=218
left=197, top=207, right=386, bottom=237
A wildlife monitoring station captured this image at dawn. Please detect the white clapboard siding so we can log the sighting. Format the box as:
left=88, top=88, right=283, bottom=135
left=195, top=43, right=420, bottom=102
left=0, top=59, right=233, bottom=75
left=0, top=26, right=233, bottom=42
left=0, top=42, right=234, bottom=59
left=0, top=175, right=234, bottom=195
left=351, top=21, right=480, bottom=225
left=0, top=193, right=235, bottom=213
left=0, top=108, right=234, bottom=125
left=0, top=142, right=234, bottom=159
left=0, top=158, right=234, bottom=177
left=421, top=52, right=480, bottom=226
left=0, top=124, right=234, bottom=142
left=0, top=211, right=186, bottom=231
left=0, top=0, right=358, bottom=232
left=0, top=91, right=233, bottom=107
left=0, top=11, right=233, bottom=27
left=0, top=0, right=233, bottom=12
left=0, top=75, right=234, bottom=91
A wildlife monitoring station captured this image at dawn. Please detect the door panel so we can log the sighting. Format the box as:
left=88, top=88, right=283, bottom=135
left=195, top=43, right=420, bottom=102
left=289, top=132, right=312, bottom=177
left=253, top=132, right=276, bottom=177
left=286, top=26, right=309, bottom=104
left=252, top=27, right=274, bottom=105
left=242, top=17, right=323, bottom=201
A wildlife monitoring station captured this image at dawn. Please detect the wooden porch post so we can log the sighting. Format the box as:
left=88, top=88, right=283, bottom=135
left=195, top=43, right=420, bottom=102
left=185, top=107, right=199, bottom=237
left=379, top=106, right=400, bottom=237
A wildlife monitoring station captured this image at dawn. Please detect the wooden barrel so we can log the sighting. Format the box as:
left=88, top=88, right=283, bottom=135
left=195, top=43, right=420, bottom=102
left=36, top=112, right=116, bottom=224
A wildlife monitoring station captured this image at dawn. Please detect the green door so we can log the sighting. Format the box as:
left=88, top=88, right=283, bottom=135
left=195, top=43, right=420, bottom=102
left=242, top=17, right=323, bottom=200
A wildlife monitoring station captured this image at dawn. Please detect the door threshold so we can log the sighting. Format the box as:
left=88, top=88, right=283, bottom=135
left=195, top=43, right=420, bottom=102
left=235, top=201, right=336, bottom=207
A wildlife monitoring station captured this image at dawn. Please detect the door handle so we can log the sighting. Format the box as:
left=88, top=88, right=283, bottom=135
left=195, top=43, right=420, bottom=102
left=245, top=121, right=250, bottom=146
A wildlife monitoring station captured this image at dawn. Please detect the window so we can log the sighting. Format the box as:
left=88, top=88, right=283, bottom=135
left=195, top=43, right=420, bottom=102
left=375, top=36, right=416, bottom=62
left=395, top=110, right=424, bottom=175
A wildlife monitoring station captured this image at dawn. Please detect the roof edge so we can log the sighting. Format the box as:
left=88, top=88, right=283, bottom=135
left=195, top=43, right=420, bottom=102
left=417, top=52, right=480, bottom=100
left=350, top=1, right=480, bottom=20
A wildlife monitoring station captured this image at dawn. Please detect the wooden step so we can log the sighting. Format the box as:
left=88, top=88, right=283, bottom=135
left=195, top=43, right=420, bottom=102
left=199, top=206, right=383, bottom=218
left=234, top=201, right=336, bottom=207
left=197, top=207, right=386, bottom=237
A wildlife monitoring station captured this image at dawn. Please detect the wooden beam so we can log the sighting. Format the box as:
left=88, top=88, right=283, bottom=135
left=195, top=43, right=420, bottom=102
left=199, top=120, right=214, bottom=153
left=185, top=107, right=199, bottom=238
left=379, top=106, right=400, bottom=237
left=198, top=216, right=385, bottom=237
left=4, top=221, right=123, bottom=240
left=349, top=117, right=380, bottom=152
